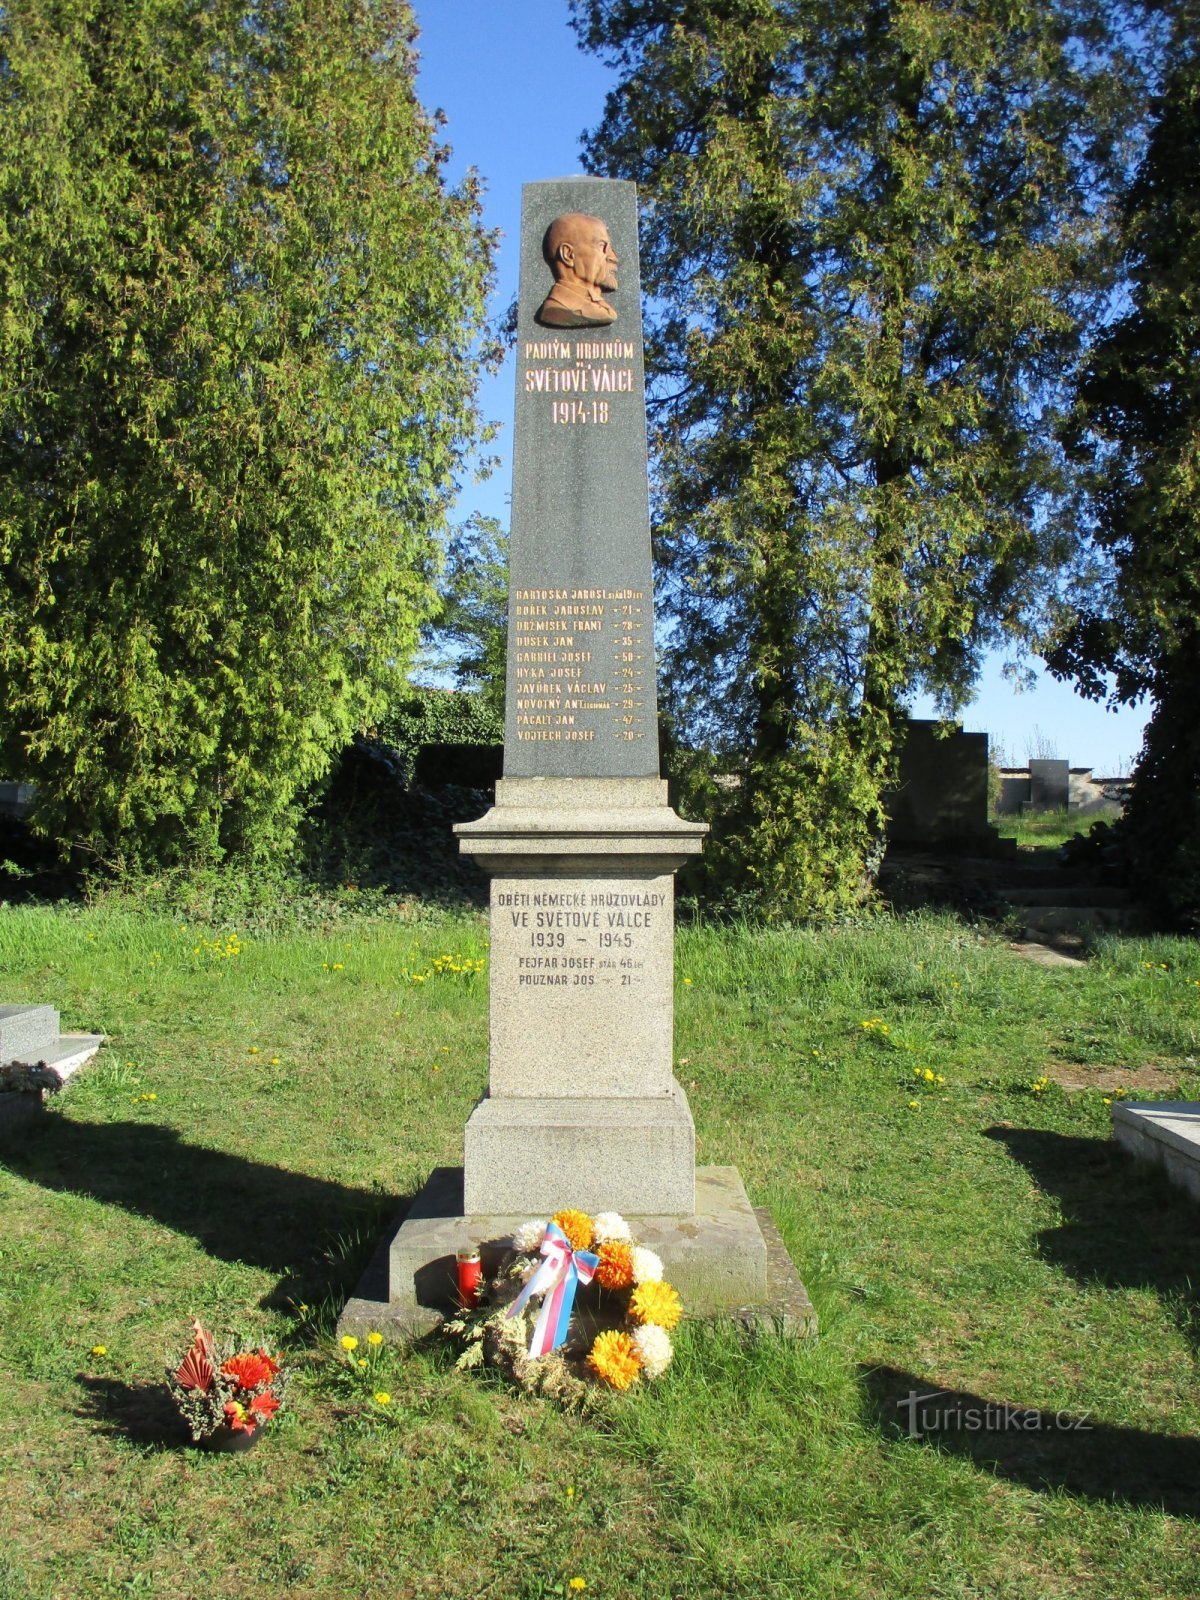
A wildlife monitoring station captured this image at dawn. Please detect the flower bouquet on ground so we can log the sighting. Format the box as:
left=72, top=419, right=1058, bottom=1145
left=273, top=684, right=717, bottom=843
left=166, top=1318, right=286, bottom=1449
left=445, top=1209, right=683, bottom=1405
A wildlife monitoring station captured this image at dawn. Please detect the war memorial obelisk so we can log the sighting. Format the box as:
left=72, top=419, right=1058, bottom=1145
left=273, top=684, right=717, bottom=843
left=343, top=179, right=811, bottom=1336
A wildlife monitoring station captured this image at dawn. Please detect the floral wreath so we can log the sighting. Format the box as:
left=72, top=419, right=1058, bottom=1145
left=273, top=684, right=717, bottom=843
left=448, top=1208, right=682, bottom=1397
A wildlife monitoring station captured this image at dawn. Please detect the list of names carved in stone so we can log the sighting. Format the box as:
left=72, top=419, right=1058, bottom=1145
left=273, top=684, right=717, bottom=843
left=512, top=585, right=650, bottom=747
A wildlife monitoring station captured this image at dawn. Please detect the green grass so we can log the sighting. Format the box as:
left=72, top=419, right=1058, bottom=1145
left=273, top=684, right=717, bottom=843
left=2, top=896, right=1199, bottom=1598
left=992, top=805, right=1123, bottom=850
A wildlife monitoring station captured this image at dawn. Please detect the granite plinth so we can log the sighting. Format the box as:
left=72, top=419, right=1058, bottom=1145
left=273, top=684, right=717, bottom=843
left=338, top=1165, right=816, bottom=1343
left=455, top=778, right=707, bottom=875
left=1113, top=1101, right=1200, bottom=1204
left=463, top=1089, right=695, bottom=1215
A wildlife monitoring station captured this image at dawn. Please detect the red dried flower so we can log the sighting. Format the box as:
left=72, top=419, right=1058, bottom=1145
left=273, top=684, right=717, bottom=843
left=248, top=1393, right=280, bottom=1421
left=221, top=1350, right=281, bottom=1392
left=175, top=1321, right=216, bottom=1393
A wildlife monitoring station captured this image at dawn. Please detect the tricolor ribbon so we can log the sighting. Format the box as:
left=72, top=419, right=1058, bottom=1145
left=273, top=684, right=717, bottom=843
left=506, top=1221, right=599, bottom=1358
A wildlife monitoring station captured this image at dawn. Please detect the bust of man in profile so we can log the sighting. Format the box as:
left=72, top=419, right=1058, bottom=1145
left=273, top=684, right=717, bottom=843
left=535, top=212, right=619, bottom=328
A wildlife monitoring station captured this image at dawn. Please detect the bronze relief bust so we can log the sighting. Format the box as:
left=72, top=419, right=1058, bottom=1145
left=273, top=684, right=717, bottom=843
left=535, top=212, right=619, bottom=328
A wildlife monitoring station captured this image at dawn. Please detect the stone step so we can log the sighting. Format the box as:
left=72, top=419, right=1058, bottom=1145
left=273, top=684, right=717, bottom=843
left=7, top=1033, right=104, bottom=1085
left=1112, top=1102, right=1200, bottom=1204
left=1001, top=885, right=1131, bottom=908
left=0, top=1004, right=60, bottom=1060
left=1018, top=905, right=1138, bottom=936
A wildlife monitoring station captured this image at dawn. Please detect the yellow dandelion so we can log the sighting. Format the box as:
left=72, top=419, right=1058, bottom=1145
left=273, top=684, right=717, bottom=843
left=91, top=1345, right=107, bottom=1356
left=357, top=1358, right=368, bottom=1369
left=340, top=1335, right=358, bottom=1352
left=367, top=1331, right=383, bottom=1346
left=587, top=1329, right=641, bottom=1390
left=628, top=1280, right=683, bottom=1331
left=908, top=1100, right=920, bottom=1109
left=569, top=1581, right=587, bottom=1593
left=374, top=1391, right=392, bottom=1406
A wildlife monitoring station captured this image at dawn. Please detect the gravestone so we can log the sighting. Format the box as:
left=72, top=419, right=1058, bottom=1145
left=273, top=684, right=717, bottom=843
left=341, top=179, right=812, bottom=1339
left=1027, top=758, right=1070, bottom=812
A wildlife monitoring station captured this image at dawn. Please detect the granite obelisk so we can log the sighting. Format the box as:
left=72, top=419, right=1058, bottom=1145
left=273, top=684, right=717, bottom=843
left=455, top=177, right=705, bottom=1215
left=340, top=179, right=813, bottom=1340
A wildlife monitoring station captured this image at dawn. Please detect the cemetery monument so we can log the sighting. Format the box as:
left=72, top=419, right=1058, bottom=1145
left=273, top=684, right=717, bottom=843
left=343, top=179, right=811, bottom=1338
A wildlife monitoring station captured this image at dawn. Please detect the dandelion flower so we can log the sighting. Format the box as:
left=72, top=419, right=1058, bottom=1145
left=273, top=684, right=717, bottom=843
left=367, top=1331, right=383, bottom=1347
left=91, top=1345, right=107, bottom=1357
left=249, top=1047, right=259, bottom=1055
left=629, top=1246, right=664, bottom=1285
left=591, top=1211, right=631, bottom=1246
left=340, top=1335, right=359, bottom=1352
left=551, top=1210, right=595, bottom=1252
left=569, top=1581, right=587, bottom=1593
left=587, top=1330, right=641, bottom=1390
left=358, top=1358, right=368, bottom=1369
left=512, top=1218, right=547, bottom=1253
left=908, top=1100, right=920, bottom=1109
left=374, top=1391, right=392, bottom=1406
left=631, top=1323, right=673, bottom=1379
left=629, top=1280, right=682, bottom=1331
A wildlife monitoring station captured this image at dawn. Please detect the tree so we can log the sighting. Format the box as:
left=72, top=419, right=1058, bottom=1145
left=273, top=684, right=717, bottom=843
left=1047, top=0, right=1200, bottom=927
left=570, top=0, right=1148, bottom=917
left=0, top=0, right=493, bottom=867
left=419, top=513, right=509, bottom=719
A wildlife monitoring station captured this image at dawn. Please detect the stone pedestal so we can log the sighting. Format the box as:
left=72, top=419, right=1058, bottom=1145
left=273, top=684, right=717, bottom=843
left=456, top=776, right=704, bottom=1215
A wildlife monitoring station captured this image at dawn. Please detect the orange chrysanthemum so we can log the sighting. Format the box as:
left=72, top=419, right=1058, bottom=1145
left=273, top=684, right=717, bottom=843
left=594, top=1240, right=634, bottom=1291
left=587, top=1330, right=641, bottom=1390
left=628, top=1280, right=683, bottom=1331
left=552, top=1209, right=595, bottom=1252
left=221, top=1350, right=281, bottom=1392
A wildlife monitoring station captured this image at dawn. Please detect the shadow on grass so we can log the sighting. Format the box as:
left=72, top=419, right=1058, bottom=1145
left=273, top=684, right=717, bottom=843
left=2, top=1116, right=410, bottom=1313
left=861, top=1364, right=1200, bottom=1517
left=985, top=1125, right=1200, bottom=1351
left=74, top=1374, right=191, bottom=1450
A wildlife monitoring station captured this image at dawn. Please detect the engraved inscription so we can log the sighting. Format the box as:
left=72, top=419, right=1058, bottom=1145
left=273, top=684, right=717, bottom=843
left=522, top=340, right=637, bottom=427
left=496, top=888, right=665, bottom=993
left=513, top=586, right=650, bottom=745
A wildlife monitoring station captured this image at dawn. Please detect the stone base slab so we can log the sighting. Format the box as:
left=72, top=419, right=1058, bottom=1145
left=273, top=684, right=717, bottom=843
left=1113, top=1101, right=1200, bottom=1203
left=464, top=1088, right=695, bottom=1215
left=339, top=1164, right=816, bottom=1343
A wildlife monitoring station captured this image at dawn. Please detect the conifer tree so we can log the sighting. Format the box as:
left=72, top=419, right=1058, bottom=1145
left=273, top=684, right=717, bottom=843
left=1049, top=0, right=1200, bottom=926
left=0, top=1, right=493, bottom=866
left=571, top=0, right=1146, bottom=916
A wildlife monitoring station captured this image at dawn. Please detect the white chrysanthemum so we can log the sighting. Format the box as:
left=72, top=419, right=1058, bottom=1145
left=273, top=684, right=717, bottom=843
left=631, top=1323, right=673, bottom=1379
left=511, top=1218, right=548, bottom=1253
left=591, top=1211, right=632, bottom=1246
left=629, top=1246, right=663, bottom=1284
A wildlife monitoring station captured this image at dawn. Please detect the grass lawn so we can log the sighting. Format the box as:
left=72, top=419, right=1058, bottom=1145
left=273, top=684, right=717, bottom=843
left=992, top=807, right=1124, bottom=851
left=1, top=895, right=1199, bottom=1599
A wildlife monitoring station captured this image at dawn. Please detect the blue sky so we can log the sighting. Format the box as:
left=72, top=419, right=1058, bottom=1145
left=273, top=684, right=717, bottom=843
left=414, top=1, right=1148, bottom=775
